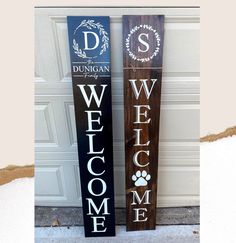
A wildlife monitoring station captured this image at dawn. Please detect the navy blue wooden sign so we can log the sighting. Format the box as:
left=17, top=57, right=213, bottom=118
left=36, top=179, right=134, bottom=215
left=67, top=16, right=115, bottom=237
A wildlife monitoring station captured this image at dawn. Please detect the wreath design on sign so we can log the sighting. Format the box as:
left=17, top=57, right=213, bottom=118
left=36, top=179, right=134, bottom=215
left=125, top=24, right=161, bottom=63
left=72, top=20, right=109, bottom=59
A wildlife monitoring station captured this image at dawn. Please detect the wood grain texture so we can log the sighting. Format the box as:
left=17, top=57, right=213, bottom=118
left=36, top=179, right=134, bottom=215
left=123, top=15, right=164, bottom=231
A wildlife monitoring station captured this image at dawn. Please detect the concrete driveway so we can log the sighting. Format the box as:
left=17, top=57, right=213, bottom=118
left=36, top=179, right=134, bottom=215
left=35, top=225, right=200, bottom=243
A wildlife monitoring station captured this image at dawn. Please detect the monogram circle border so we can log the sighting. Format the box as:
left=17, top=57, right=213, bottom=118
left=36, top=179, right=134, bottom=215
left=72, top=20, right=109, bottom=59
left=125, top=24, right=161, bottom=63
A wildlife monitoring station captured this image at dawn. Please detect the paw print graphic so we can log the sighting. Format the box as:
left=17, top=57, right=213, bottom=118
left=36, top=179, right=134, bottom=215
left=132, top=170, right=151, bottom=187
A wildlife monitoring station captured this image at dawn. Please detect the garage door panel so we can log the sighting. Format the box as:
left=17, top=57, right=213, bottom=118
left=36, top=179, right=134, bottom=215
left=64, top=102, right=77, bottom=146
left=35, top=7, right=200, bottom=207
left=35, top=165, right=66, bottom=198
left=35, top=161, right=82, bottom=206
left=35, top=102, right=58, bottom=146
left=35, top=161, right=199, bottom=207
left=35, top=16, right=61, bottom=82
left=36, top=141, right=199, bottom=167
left=35, top=98, right=199, bottom=150
left=112, top=105, right=199, bottom=142
left=51, top=17, right=71, bottom=80
left=35, top=76, right=200, bottom=147
left=114, top=167, right=199, bottom=198
left=35, top=11, right=199, bottom=83
left=35, top=96, right=76, bottom=151
left=158, top=167, right=199, bottom=195
left=111, top=76, right=200, bottom=105
left=113, top=142, right=199, bottom=168
left=35, top=76, right=200, bottom=104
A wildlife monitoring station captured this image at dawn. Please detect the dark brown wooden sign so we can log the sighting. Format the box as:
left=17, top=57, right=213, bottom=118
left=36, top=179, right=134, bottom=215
left=123, top=15, right=165, bottom=231
left=67, top=16, right=115, bottom=237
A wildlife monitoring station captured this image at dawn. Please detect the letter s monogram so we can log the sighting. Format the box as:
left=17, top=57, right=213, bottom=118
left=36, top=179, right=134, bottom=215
left=138, top=33, right=149, bottom=53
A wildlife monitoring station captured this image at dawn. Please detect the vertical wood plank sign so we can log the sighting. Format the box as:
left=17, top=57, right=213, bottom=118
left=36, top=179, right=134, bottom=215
left=123, top=15, right=164, bottom=231
left=67, top=16, right=115, bottom=237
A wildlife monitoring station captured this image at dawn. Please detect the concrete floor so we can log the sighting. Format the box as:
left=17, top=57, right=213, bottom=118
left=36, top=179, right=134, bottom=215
left=35, top=225, right=200, bottom=243
left=35, top=207, right=199, bottom=226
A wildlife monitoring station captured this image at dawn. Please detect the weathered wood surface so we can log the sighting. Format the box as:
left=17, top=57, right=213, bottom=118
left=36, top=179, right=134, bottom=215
left=123, top=15, right=164, bottom=231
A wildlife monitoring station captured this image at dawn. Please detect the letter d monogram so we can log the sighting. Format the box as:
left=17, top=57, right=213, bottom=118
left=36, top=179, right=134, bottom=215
left=83, top=31, right=100, bottom=50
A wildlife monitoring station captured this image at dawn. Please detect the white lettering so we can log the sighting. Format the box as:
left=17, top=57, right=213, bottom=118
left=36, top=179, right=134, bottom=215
left=131, top=190, right=151, bottom=205
left=86, top=198, right=110, bottom=215
left=85, top=110, right=103, bottom=132
left=91, top=216, right=107, bottom=232
left=77, top=84, right=107, bottom=108
left=83, top=31, right=99, bottom=50
left=134, top=105, right=151, bottom=124
left=87, top=134, right=104, bottom=154
left=87, top=156, right=105, bottom=176
left=134, top=129, right=150, bottom=146
left=133, top=208, right=148, bottom=222
left=88, top=178, right=107, bottom=196
left=138, top=33, right=149, bottom=53
left=133, top=150, right=150, bottom=167
left=129, top=79, right=157, bottom=99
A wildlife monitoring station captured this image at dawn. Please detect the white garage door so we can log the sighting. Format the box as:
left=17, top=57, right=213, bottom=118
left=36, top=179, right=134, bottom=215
left=35, top=7, right=200, bottom=207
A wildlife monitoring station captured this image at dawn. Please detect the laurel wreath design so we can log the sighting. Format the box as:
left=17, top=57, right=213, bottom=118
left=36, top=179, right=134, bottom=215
left=125, top=24, right=161, bottom=63
left=72, top=20, right=109, bottom=59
